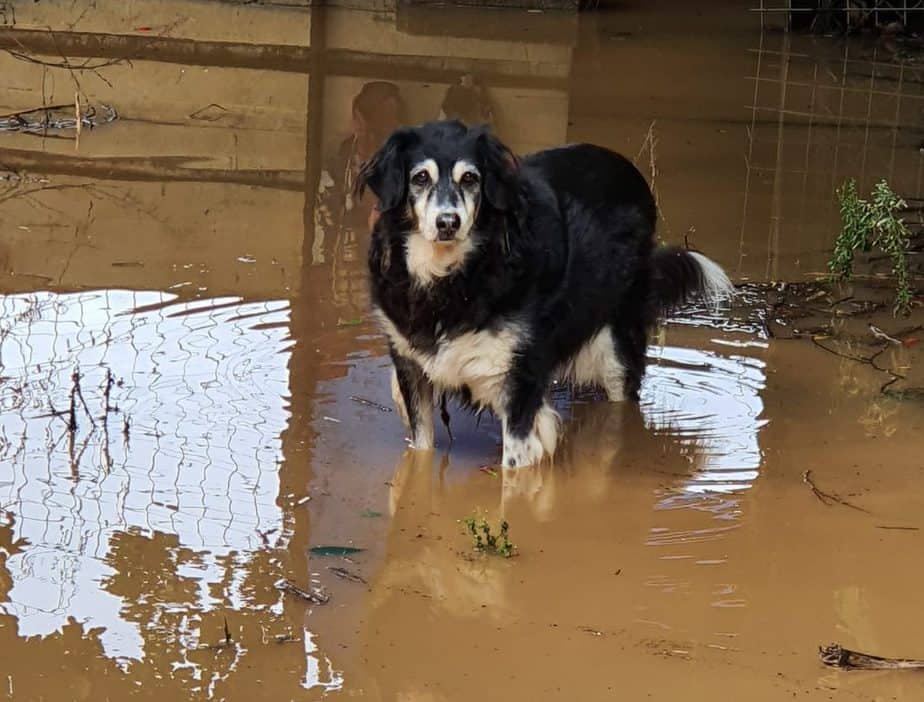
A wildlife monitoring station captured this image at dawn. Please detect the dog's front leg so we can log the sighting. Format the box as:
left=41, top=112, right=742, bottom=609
left=390, top=349, right=435, bottom=450
left=500, top=373, right=560, bottom=469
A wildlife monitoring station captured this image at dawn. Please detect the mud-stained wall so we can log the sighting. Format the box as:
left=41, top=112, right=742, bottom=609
left=320, top=78, right=569, bottom=165
left=6, top=0, right=313, bottom=44
left=0, top=1, right=574, bottom=299
left=0, top=181, right=304, bottom=298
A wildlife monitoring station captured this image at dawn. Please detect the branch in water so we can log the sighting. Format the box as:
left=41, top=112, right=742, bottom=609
left=820, top=643, right=924, bottom=670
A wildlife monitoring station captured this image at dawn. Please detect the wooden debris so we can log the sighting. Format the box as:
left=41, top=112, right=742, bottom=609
left=802, top=470, right=871, bottom=514
left=277, top=579, right=330, bottom=605
left=327, top=566, right=366, bottom=584
left=349, top=395, right=392, bottom=412
left=820, top=643, right=924, bottom=670
left=197, top=616, right=236, bottom=651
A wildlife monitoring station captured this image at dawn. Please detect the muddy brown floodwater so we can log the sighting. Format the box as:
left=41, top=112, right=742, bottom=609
left=2, top=1, right=924, bottom=700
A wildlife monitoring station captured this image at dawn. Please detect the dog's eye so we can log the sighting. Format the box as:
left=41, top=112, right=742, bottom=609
left=460, top=171, right=479, bottom=186
left=411, top=171, right=430, bottom=187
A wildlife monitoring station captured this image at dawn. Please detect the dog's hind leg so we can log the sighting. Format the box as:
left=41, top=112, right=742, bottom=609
left=612, top=321, right=648, bottom=402
left=390, top=350, right=435, bottom=450
left=572, top=326, right=627, bottom=402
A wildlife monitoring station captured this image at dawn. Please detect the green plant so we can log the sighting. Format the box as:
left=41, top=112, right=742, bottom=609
left=461, top=514, right=516, bottom=558
left=829, top=178, right=913, bottom=315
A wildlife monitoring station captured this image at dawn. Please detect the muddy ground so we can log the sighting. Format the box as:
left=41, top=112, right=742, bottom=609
left=2, top=1, right=924, bottom=700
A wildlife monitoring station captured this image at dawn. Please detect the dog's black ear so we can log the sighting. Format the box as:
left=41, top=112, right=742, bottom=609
left=355, top=128, right=414, bottom=213
left=473, top=126, right=521, bottom=212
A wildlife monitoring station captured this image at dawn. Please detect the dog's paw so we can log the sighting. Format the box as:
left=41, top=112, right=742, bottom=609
left=501, top=404, right=560, bottom=468
left=501, top=432, right=545, bottom=468
left=409, top=430, right=434, bottom=450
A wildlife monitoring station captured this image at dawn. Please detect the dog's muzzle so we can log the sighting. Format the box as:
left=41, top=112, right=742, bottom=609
left=436, top=212, right=461, bottom=241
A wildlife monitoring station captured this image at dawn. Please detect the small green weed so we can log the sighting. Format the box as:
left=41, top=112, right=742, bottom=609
left=460, top=514, right=516, bottom=558
left=829, top=179, right=913, bottom=315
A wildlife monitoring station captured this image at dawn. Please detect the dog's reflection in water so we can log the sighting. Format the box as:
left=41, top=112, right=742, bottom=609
left=364, top=403, right=701, bottom=700
left=377, top=448, right=508, bottom=620
left=386, top=400, right=701, bottom=525
left=500, top=400, right=701, bottom=520
left=501, top=401, right=633, bottom=518
left=380, top=399, right=701, bottom=575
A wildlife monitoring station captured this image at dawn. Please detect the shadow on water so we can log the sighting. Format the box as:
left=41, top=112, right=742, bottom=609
left=1, top=1, right=924, bottom=700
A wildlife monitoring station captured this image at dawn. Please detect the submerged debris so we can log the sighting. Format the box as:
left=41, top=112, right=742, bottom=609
left=197, top=617, right=237, bottom=651
left=309, top=545, right=364, bottom=557
left=882, top=387, right=924, bottom=402
left=0, top=103, right=118, bottom=135
left=802, top=470, right=870, bottom=514
left=273, top=633, right=302, bottom=644
left=349, top=395, right=391, bottom=412
left=820, top=643, right=924, bottom=670
left=276, top=579, right=330, bottom=605
left=327, top=566, right=366, bottom=584
left=753, top=279, right=924, bottom=401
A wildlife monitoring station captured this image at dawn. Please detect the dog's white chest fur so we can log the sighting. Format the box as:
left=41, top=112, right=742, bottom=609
left=377, top=311, right=524, bottom=408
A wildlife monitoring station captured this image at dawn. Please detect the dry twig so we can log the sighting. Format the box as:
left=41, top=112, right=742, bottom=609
left=820, top=643, right=924, bottom=670
left=802, top=470, right=870, bottom=514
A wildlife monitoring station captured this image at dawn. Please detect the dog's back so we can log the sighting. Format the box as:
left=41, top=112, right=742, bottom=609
left=524, top=144, right=657, bottom=232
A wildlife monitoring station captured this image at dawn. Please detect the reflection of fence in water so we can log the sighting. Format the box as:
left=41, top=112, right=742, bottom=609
left=741, top=29, right=924, bottom=278
left=0, top=290, right=291, bottom=661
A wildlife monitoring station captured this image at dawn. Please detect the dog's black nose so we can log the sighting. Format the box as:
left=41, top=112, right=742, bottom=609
left=436, top=213, right=461, bottom=240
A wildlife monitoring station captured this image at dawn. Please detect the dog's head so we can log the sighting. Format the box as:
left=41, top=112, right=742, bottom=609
left=357, top=121, right=521, bottom=246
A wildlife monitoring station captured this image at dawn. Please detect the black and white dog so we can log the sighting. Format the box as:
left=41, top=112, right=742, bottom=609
left=358, top=121, right=732, bottom=468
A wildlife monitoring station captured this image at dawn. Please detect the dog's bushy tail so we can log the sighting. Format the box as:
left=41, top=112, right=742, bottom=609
left=650, top=247, right=734, bottom=314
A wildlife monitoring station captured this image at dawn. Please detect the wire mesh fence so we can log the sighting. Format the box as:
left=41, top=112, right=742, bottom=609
left=739, top=25, right=924, bottom=278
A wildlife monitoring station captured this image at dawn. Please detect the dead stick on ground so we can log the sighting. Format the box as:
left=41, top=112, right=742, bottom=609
left=0, top=103, right=74, bottom=120
left=802, top=470, right=871, bottom=514
left=2, top=49, right=124, bottom=72
left=349, top=395, right=392, bottom=412
left=810, top=337, right=906, bottom=395
left=327, top=566, right=366, bottom=584
left=277, top=579, right=330, bottom=605
left=820, top=643, right=924, bottom=670
left=197, top=617, right=236, bottom=651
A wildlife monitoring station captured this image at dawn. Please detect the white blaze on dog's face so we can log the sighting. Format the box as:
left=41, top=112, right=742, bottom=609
left=408, top=157, right=481, bottom=244
left=358, top=123, right=516, bottom=285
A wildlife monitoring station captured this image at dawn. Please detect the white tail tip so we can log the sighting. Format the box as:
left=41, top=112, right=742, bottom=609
left=688, top=251, right=735, bottom=305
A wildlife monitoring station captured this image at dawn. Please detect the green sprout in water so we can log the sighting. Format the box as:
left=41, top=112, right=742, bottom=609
left=460, top=514, right=516, bottom=558
left=829, top=178, right=914, bottom=316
